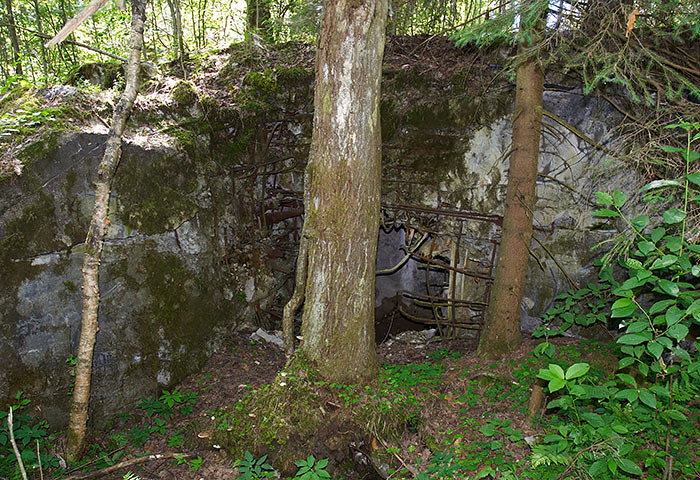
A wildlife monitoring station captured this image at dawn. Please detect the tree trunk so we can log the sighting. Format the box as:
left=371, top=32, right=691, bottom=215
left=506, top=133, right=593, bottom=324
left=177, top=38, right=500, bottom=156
left=246, top=0, right=272, bottom=42
left=4, top=0, right=22, bottom=75
left=64, top=0, right=146, bottom=461
left=296, top=0, right=388, bottom=383
left=477, top=14, right=544, bottom=359
left=165, top=0, right=185, bottom=60
left=32, top=0, right=49, bottom=80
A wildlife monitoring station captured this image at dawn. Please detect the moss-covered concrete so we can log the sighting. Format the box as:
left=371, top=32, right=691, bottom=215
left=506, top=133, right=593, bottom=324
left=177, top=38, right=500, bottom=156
left=0, top=38, right=633, bottom=430
left=113, top=151, right=199, bottom=234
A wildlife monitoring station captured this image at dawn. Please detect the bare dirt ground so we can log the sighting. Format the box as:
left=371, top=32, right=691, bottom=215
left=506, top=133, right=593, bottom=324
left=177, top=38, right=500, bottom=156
left=64, top=326, right=584, bottom=480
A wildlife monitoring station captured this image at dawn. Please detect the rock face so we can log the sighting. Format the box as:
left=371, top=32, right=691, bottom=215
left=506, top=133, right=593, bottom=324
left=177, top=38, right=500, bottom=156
left=0, top=133, right=243, bottom=427
left=0, top=41, right=644, bottom=425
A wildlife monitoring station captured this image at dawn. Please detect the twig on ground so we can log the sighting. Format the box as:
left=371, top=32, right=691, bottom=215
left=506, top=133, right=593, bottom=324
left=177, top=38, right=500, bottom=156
left=61, top=453, right=194, bottom=480
left=8, top=407, right=29, bottom=480
left=37, top=439, right=44, bottom=480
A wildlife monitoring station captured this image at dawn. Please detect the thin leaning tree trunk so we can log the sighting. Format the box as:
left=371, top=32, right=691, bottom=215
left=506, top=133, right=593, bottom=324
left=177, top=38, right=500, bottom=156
left=65, top=0, right=146, bottom=461
left=31, top=0, right=49, bottom=81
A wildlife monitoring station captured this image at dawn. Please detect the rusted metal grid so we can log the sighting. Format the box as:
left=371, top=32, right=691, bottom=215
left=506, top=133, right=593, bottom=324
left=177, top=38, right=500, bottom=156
left=383, top=202, right=501, bottom=336
left=261, top=161, right=504, bottom=336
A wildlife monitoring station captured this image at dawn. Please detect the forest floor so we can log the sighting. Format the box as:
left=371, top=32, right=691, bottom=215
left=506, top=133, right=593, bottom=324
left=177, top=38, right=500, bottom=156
left=53, top=327, right=656, bottom=480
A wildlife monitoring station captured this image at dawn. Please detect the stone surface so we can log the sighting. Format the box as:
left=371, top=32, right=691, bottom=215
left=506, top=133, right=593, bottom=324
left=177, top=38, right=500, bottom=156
left=0, top=133, right=243, bottom=427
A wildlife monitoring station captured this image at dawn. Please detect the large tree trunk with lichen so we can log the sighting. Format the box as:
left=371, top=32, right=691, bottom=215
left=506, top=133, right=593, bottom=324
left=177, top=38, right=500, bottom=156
left=477, top=19, right=543, bottom=359
left=64, top=0, right=146, bottom=461
left=295, top=0, right=387, bottom=383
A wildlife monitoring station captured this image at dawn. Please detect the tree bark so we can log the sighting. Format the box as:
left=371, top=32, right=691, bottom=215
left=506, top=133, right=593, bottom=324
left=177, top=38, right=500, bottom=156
left=4, top=0, right=22, bottom=75
left=64, top=0, right=146, bottom=461
left=165, top=0, right=185, bottom=60
left=296, top=0, right=387, bottom=383
left=477, top=12, right=544, bottom=359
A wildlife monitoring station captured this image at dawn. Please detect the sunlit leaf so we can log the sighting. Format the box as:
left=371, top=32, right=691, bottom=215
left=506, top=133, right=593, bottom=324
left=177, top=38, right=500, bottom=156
left=615, top=389, right=638, bottom=402
left=617, top=334, right=647, bottom=345
left=612, top=190, right=627, bottom=208
left=657, top=279, right=679, bottom=297
left=548, top=364, right=565, bottom=380
left=547, top=377, right=565, bottom=392
left=647, top=341, right=663, bottom=358
left=616, top=373, right=637, bottom=388
left=663, top=208, right=686, bottom=224
left=617, top=458, right=642, bottom=475
left=639, top=389, right=657, bottom=409
left=650, top=255, right=678, bottom=269
left=592, top=208, right=620, bottom=218
left=667, top=324, right=688, bottom=341
left=594, top=191, right=613, bottom=205
left=565, top=363, right=590, bottom=380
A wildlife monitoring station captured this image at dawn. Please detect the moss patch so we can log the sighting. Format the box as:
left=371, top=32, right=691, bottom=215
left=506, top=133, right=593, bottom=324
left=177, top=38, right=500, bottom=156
left=108, top=248, right=229, bottom=388
left=172, top=80, right=199, bottom=108
left=114, top=151, right=199, bottom=235
left=0, top=192, right=58, bottom=263
left=212, top=359, right=325, bottom=474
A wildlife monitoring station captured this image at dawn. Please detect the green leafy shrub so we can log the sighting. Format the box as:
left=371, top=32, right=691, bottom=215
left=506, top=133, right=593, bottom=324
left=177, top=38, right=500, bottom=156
left=0, top=393, right=59, bottom=479
left=234, top=451, right=275, bottom=480
left=531, top=121, right=700, bottom=479
left=293, top=455, right=330, bottom=480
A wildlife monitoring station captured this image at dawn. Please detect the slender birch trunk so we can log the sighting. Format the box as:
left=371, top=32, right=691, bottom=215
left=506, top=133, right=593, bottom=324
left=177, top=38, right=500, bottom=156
left=64, top=0, right=146, bottom=461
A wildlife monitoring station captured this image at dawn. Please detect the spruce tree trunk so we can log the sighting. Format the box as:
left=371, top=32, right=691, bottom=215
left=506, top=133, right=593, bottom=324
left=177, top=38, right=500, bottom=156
left=477, top=20, right=543, bottom=359
left=297, top=0, right=387, bottom=383
left=65, top=0, right=146, bottom=461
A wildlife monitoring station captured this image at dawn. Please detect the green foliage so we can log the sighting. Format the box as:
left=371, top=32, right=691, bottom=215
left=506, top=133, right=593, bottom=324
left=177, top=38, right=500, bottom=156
left=427, top=347, right=462, bottom=361
left=189, top=455, right=204, bottom=472
left=530, top=123, right=700, bottom=479
left=235, top=451, right=275, bottom=480
left=0, top=393, right=59, bottom=479
left=0, top=107, right=58, bottom=141
left=137, top=388, right=198, bottom=419
left=293, top=455, right=330, bottom=480
left=453, top=0, right=549, bottom=48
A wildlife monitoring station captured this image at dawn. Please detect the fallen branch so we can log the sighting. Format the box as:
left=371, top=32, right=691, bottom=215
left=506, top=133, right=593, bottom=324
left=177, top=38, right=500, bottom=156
left=45, top=0, right=109, bottom=47
left=0, top=23, right=127, bottom=61
left=542, top=110, right=617, bottom=157
left=61, top=453, right=193, bottom=480
left=376, top=437, right=419, bottom=478
left=376, top=232, right=428, bottom=275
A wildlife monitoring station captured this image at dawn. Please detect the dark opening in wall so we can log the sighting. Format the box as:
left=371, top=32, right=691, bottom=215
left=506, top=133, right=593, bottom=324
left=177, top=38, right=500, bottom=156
left=374, top=218, right=500, bottom=343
